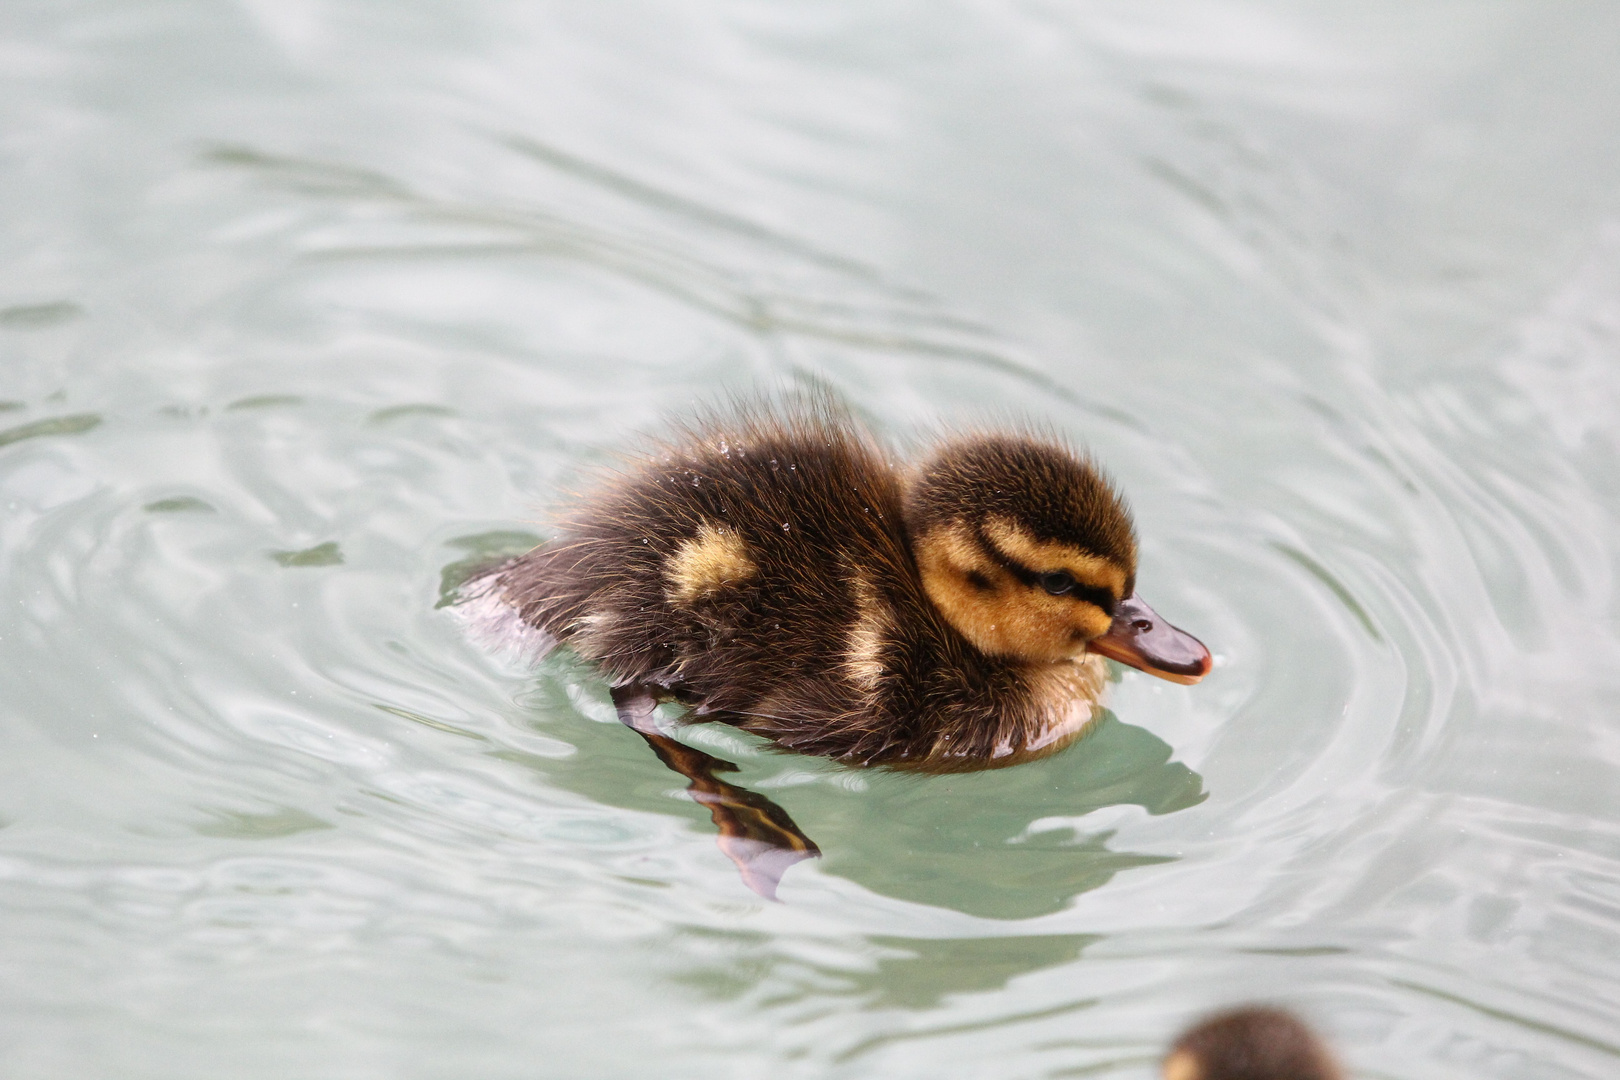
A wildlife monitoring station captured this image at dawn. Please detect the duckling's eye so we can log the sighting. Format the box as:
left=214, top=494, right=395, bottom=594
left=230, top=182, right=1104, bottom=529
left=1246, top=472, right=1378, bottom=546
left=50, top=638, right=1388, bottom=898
left=1039, top=571, right=1076, bottom=596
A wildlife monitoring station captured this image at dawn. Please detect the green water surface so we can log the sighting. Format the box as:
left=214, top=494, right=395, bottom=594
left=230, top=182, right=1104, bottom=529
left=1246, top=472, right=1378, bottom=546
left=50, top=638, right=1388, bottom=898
left=3, top=3, right=1619, bottom=1077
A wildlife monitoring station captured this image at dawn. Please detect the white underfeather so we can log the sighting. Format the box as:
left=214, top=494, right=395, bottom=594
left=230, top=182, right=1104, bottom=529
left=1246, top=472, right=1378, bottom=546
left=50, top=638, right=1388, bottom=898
left=449, top=570, right=556, bottom=667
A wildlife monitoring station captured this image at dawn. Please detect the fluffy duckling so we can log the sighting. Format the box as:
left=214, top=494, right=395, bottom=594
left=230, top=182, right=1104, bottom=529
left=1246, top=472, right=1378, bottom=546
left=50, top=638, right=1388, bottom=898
left=464, top=396, right=1209, bottom=894
left=1163, top=1007, right=1342, bottom=1080
left=481, top=398, right=1208, bottom=764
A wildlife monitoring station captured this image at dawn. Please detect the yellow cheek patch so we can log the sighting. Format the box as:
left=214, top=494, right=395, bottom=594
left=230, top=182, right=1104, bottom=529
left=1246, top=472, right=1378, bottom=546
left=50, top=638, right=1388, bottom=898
left=915, top=525, right=1006, bottom=653
left=982, top=516, right=1130, bottom=598
left=664, top=523, right=758, bottom=606
left=993, top=590, right=1105, bottom=663
left=916, top=524, right=1111, bottom=663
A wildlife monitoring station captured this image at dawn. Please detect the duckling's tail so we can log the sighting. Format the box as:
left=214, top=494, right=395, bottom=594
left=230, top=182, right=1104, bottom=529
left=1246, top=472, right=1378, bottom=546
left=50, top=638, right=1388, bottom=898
left=451, top=565, right=558, bottom=666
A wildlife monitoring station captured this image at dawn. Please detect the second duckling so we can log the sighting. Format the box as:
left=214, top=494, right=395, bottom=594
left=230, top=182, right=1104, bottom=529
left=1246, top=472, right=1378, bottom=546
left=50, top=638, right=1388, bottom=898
left=1164, top=1006, right=1342, bottom=1080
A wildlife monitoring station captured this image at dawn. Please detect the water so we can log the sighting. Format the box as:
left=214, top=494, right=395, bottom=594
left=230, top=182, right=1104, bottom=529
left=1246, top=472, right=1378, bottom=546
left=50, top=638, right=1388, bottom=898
left=4, top=2, right=1619, bottom=1076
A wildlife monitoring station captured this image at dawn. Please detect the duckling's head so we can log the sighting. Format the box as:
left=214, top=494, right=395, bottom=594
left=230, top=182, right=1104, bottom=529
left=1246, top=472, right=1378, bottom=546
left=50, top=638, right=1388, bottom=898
left=904, top=436, right=1210, bottom=682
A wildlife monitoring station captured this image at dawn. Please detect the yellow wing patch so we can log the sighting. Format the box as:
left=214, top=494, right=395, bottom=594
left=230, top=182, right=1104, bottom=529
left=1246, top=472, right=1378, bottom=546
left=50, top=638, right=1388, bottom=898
left=845, top=572, right=891, bottom=690
left=664, top=523, right=758, bottom=606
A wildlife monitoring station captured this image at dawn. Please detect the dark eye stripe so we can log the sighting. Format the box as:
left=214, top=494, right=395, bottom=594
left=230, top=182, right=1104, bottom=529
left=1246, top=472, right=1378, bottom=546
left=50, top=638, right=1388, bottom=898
left=971, top=524, right=1118, bottom=614
left=1069, top=583, right=1119, bottom=613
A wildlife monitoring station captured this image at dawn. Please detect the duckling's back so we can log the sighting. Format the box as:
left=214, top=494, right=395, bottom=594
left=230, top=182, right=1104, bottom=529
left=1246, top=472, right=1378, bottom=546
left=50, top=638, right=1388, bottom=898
left=493, top=407, right=971, bottom=761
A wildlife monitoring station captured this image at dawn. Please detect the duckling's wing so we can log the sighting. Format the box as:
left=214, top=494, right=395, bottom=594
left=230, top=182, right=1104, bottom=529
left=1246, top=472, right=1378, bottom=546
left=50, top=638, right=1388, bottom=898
left=611, top=685, right=820, bottom=901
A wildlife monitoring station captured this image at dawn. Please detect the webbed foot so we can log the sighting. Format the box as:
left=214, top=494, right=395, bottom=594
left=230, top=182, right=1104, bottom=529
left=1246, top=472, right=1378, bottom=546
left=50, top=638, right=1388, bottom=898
left=611, top=685, right=820, bottom=900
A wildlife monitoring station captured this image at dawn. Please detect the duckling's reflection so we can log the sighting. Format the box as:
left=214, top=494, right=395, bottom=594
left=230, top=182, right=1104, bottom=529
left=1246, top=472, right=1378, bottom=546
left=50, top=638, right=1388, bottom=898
left=817, top=711, right=1204, bottom=918
left=517, top=671, right=1203, bottom=914
left=845, top=933, right=1097, bottom=1010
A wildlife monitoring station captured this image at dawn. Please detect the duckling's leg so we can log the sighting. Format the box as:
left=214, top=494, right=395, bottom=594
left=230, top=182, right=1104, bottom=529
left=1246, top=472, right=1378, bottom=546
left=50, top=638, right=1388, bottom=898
left=610, top=684, right=820, bottom=901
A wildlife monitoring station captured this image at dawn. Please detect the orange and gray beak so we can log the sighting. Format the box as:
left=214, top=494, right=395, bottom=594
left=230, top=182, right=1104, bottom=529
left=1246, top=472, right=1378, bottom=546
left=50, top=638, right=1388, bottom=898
left=1087, top=594, right=1212, bottom=685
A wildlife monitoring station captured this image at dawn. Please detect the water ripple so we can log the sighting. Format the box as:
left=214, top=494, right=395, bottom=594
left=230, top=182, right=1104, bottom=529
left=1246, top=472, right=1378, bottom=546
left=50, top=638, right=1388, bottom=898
left=2, top=3, right=1619, bottom=1078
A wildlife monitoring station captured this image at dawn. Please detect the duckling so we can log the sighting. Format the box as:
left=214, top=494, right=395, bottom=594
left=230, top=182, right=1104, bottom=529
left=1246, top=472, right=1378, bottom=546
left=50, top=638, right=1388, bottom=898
left=464, top=395, right=1209, bottom=895
left=1163, top=1007, right=1342, bottom=1080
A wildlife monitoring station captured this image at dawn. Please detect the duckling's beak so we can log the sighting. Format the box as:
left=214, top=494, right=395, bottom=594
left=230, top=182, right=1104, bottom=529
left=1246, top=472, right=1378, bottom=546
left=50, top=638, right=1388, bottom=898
left=1088, top=594, right=1212, bottom=685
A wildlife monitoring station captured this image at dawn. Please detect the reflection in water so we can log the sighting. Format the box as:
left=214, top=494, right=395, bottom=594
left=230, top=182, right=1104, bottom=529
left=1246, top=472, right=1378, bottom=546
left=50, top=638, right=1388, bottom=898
left=817, top=716, right=1203, bottom=919
left=0, top=413, right=103, bottom=449
left=143, top=495, right=217, bottom=514
left=270, top=541, right=344, bottom=567
left=0, top=300, right=84, bottom=328
left=669, top=924, right=1101, bottom=1051
left=854, top=933, right=1098, bottom=1010
left=224, top=394, right=306, bottom=412
left=474, top=578, right=1205, bottom=917
left=194, top=806, right=335, bottom=839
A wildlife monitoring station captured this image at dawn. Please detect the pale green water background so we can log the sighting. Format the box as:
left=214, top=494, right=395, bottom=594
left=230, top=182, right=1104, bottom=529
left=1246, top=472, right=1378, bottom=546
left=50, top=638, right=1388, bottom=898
left=4, top=3, right=1620, bottom=1077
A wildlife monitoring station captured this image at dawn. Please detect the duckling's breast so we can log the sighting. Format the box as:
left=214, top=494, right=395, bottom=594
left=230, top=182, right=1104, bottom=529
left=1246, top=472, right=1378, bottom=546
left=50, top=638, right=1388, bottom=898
left=993, top=654, right=1110, bottom=765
